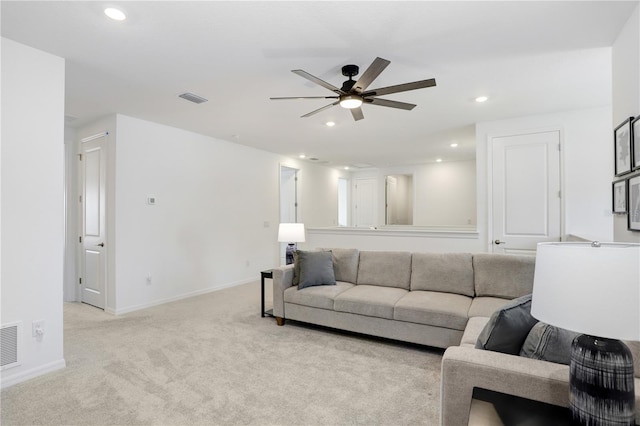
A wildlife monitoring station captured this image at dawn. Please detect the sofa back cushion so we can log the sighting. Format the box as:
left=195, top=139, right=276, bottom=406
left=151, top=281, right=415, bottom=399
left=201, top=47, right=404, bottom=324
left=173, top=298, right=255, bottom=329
left=357, top=251, right=412, bottom=289
left=324, top=248, right=359, bottom=284
left=411, top=253, right=475, bottom=296
left=473, top=254, right=535, bottom=299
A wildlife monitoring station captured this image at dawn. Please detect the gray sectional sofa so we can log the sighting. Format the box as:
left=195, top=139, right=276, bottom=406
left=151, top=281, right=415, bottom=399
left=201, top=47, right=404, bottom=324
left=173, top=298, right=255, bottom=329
left=440, top=312, right=640, bottom=425
left=271, top=249, right=535, bottom=348
left=272, top=248, right=640, bottom=425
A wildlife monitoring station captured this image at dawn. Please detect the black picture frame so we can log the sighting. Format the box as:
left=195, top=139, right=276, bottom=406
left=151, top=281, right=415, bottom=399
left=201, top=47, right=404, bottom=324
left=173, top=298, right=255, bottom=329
left=615, top=117, right=634, bottom=177
left=632, top=115, right=640, bottom=171
left=628, top=174, right=640, bottom=231
left=613, top=179, right=627, bottom=214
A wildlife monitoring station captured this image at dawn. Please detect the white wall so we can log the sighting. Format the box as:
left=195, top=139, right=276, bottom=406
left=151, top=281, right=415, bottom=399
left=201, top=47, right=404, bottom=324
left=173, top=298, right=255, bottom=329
left=476, top=106, right=614, bottom=247
left=1, top=38, right=66, bottom=387
left=414, top=161, right=476, bottom=227
left=307, top=228, right=482, bottom=253
left=74, top=114, right=345, bottom=314
left=612, top=4, right=640, bottom=243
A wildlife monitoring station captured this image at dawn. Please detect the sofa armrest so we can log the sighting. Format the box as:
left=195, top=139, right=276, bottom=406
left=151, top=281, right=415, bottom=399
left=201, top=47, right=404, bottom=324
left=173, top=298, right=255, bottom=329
left=440, top=345, right=569, bottom=426
left=272, top=265, right=294, bottom=318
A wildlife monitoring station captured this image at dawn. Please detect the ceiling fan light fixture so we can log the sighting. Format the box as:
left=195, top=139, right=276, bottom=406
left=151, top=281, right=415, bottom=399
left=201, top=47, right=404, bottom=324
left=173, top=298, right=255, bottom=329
left=340, top=95, right=363, bottom=109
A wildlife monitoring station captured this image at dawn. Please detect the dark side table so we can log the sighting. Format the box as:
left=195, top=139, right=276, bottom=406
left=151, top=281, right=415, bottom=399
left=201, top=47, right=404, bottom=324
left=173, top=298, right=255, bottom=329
left=260, top=270, right=274, bottom=318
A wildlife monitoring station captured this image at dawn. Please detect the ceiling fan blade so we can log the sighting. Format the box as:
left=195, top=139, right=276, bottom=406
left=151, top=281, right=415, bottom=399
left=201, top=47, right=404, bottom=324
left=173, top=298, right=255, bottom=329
left=352, top=57, right=390, bottom=93
left=301, top=101, right=340, bottom=118
left=270, top=96, right=339, bottom=100
left=292, top=70, right=345, bottom=95
left=350, top=107, right=364, bottom=121
left=362, top=78, right=436, bottom=97
left=367, top=98, right=416, bottom=110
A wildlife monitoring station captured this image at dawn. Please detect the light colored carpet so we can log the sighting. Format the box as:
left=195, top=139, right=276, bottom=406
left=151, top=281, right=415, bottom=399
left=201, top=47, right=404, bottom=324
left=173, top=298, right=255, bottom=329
left=1, top=281, right=444, bottom=425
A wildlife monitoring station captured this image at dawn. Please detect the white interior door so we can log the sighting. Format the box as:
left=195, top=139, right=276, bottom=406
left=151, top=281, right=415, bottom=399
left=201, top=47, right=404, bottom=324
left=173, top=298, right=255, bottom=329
left=491, top=131, right=561, bottom=254
left=354, top=178, right=376, bottom=227
left=80, top=135, right=107, bottom=309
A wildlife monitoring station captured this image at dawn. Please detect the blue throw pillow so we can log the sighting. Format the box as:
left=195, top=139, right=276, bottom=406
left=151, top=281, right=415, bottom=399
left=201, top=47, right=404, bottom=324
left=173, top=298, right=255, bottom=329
left=297, top=250, right=336, bottom=290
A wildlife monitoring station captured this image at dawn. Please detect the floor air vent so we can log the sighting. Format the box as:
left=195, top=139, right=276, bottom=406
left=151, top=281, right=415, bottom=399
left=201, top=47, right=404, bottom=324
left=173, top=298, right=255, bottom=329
left=178, top=92, right=208, bottom=104
left=1, top=322, right=22, bottom=370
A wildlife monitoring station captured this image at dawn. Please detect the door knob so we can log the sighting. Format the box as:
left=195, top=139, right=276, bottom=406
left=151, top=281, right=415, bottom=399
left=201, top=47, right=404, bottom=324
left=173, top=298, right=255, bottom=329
left=97, top=242, right=104, bottom=247
left=494, top=240, right=505, bottom=245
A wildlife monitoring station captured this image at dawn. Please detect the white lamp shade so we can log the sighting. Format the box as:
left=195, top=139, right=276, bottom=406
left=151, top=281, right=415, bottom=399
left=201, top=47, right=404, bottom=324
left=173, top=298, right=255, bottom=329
left=531, top=242, right=640, bottom=341
left=277, top=223, right=305, bottom=243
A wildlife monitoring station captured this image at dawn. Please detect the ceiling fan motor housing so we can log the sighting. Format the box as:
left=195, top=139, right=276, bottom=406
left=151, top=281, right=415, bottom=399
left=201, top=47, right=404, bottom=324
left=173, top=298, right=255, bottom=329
left=340, top=65, right=360, bottom=92
left=341, top=64, right=359, bottom=78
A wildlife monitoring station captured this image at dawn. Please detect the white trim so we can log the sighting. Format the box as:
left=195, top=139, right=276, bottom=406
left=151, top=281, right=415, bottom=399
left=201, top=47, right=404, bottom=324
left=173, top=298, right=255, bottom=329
left=307, top=226, right=479, bottom=240
left=0, top=359, right=66, bottom=389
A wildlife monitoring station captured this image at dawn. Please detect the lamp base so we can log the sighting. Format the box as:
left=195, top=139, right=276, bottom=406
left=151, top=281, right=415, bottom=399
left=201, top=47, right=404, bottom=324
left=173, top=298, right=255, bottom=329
left=570, top=335, right=635, bottom=426
left=285, top=243, right=296, bottom=265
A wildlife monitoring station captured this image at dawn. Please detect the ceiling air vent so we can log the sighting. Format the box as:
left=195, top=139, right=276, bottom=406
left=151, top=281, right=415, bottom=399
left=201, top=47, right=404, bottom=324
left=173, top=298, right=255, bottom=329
left=178, top=92, right=208, bottom=104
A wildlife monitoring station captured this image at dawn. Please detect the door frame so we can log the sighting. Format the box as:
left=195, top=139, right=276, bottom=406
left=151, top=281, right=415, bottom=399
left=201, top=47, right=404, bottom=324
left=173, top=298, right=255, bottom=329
left=77, top=132, right=109, bottom=308
left=279, top=164, right=300, bottom=264
left=486, top=126, right=565, bottom=253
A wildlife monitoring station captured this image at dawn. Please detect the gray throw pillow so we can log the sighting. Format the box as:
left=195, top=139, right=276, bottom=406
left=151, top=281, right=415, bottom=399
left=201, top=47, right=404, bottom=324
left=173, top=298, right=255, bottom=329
left=520, top=322, right=579, bottom=365
left=475, top=294, right=538, bottom=355
left=297, top=250, right=336, bottom=290
left=292, top=250, right=301, bottom=286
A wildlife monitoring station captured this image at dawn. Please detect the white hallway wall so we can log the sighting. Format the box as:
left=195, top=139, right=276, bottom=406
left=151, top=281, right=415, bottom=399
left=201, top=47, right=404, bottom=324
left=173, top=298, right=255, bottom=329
left=74, top=114, right=346, bottom=314
left=1, top=38, right=66, bottom=387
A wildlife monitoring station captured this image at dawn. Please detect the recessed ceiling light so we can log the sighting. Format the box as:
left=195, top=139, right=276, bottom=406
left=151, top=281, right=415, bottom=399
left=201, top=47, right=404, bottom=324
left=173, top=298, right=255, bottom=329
left=475, top=96, right=488, bottom=103
left=104, top=7, right=126, bottom=21
left=436, top=158, right=443, bottom=163
left=299, top=154, right=306, bottom=159
left=344, top=166, right=350, bottom=170
left=326, top=121, right=335, bottom=127
left=450, top=143, right=458, bottom=148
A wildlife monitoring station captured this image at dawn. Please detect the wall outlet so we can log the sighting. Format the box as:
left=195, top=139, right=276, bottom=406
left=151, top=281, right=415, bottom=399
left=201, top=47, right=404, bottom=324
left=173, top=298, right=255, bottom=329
left=245, top=260, right=250, bottom=267
left=146, top=272, right=152, bottom=284
left=32, top=320, right=45, bottom=338
left=263, top=221, right=270, bottom=228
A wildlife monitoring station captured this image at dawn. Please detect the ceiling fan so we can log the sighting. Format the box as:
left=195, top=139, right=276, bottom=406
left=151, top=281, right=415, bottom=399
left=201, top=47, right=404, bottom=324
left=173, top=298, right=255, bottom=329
left=270, top=57, right=436, bottom=121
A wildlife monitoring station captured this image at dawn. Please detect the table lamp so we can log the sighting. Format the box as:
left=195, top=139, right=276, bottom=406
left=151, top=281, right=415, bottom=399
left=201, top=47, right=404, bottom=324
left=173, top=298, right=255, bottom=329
left=531, top=242, right=640, bottom=425
left=277, top=223, right=305, bottom=265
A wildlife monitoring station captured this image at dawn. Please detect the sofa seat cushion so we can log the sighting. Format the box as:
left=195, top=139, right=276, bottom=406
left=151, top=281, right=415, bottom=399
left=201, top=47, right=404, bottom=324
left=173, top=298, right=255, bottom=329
left=285, top=281, right=355, bottom=310
left=356, top=251, right=412, bottom=289
left=334, top=285, right=408, bottom=319
left=468, top=296, right=512, bottom=318
left=393, top=291, right=471, bottom=331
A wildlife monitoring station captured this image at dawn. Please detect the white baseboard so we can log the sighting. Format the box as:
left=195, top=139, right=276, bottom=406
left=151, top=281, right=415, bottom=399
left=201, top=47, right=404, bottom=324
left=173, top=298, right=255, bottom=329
left=112, top=277, right=256, bottom=315
left=0, top=358, right=66, bottom=389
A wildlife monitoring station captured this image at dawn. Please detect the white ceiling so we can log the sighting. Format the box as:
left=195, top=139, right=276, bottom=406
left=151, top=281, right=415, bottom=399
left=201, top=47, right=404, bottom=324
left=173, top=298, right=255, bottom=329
left=2, top=1, right=636, bottom=168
